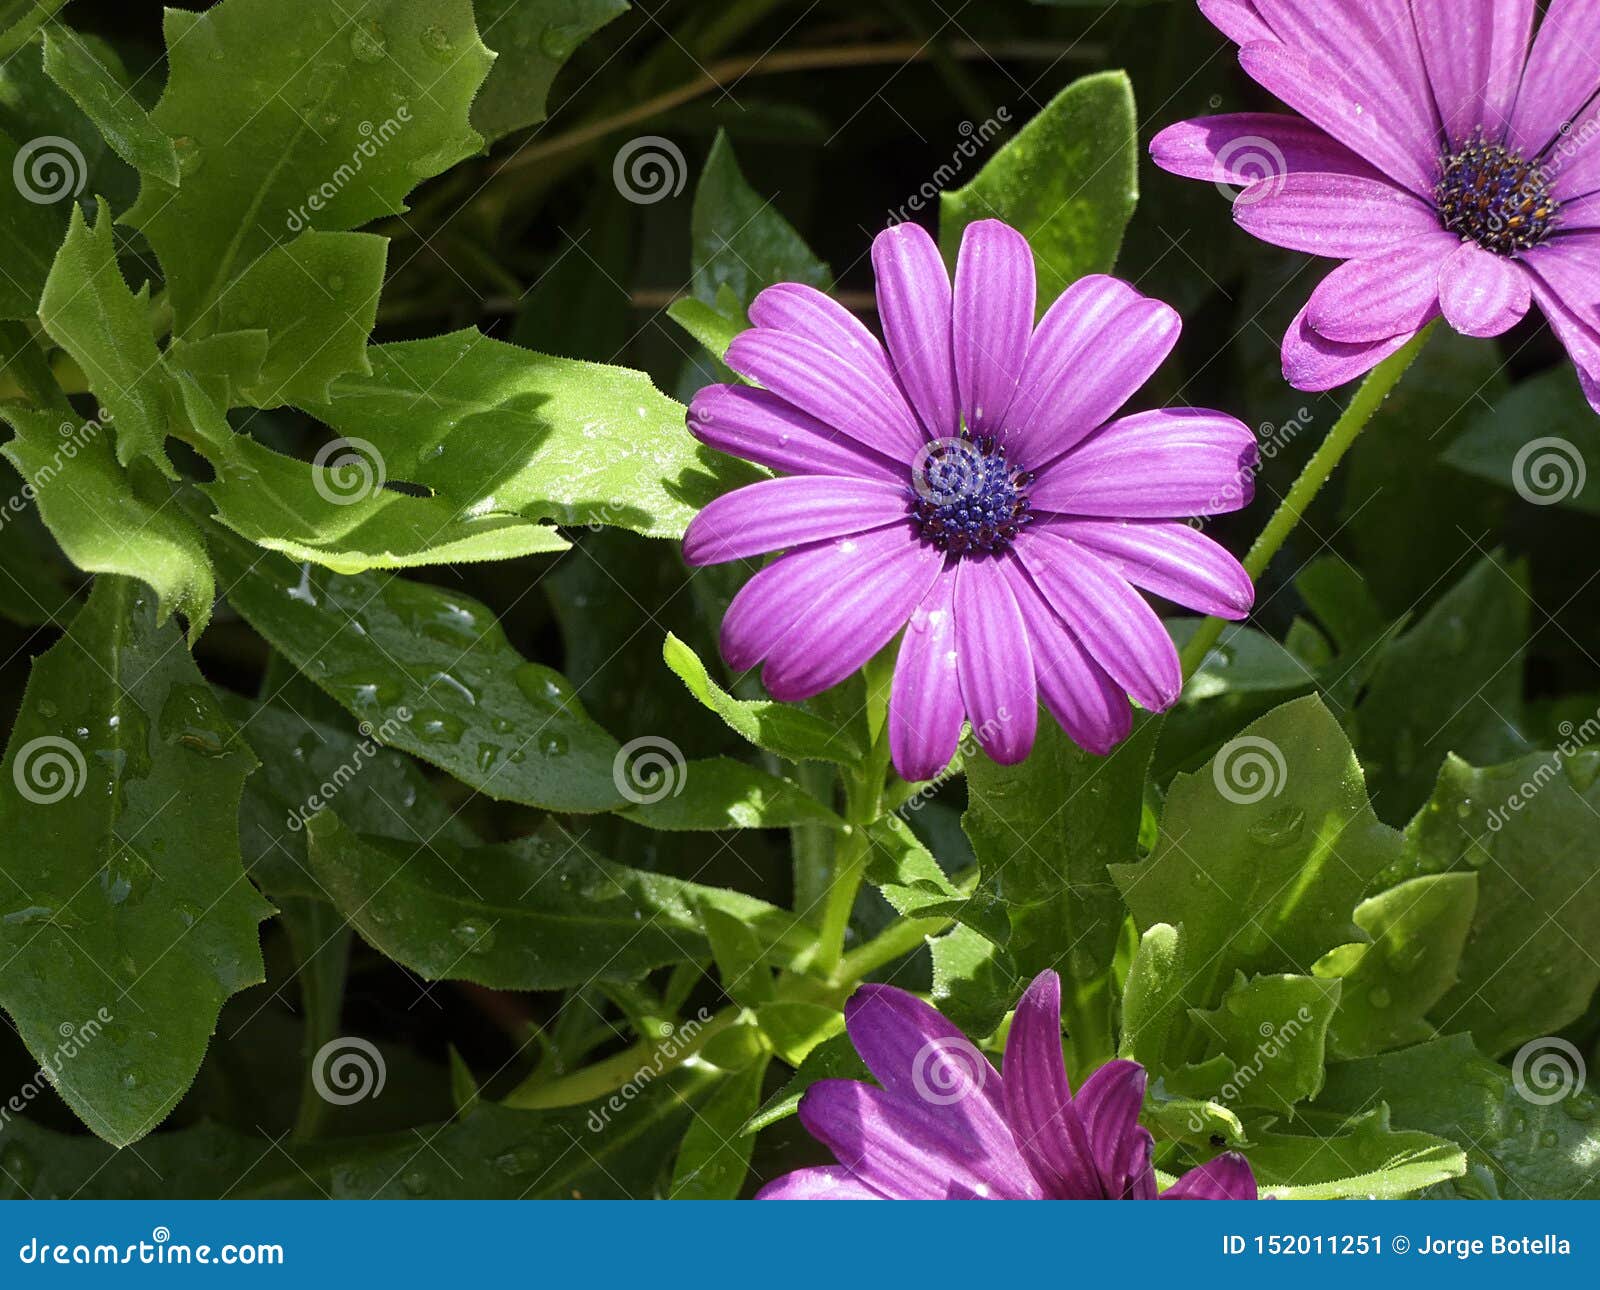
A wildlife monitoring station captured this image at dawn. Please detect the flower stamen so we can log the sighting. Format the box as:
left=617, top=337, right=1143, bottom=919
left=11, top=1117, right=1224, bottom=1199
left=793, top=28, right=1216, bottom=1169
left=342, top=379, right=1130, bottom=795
left=1434, top=129, right=1559, bottom=256
left=908, top=433, right=1033, bottom=556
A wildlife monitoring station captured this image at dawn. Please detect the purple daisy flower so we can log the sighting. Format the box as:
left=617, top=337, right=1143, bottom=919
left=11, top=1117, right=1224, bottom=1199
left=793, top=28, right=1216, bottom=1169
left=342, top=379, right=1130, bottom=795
left=683, top=219, right=1256, bottom=781
left=758, top=970, right=1258, bottom=1200
left=1151, top=0, right=1600, bottom=410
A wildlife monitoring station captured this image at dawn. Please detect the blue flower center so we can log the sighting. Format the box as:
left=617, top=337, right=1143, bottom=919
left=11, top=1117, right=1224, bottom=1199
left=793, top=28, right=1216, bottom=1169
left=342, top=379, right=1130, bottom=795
left=907, top=433, right=1033, bottom=556
left=1434, top=131, right=1559, bottom=255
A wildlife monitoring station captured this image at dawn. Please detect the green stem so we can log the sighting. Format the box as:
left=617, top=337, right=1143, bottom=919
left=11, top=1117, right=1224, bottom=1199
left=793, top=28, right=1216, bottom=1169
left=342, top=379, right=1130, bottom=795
left=505, top=1011, right=738, bottom=1110
left=813, top=821, right=868, bottom=981
left=1178, top=323, right=1437, bottom=679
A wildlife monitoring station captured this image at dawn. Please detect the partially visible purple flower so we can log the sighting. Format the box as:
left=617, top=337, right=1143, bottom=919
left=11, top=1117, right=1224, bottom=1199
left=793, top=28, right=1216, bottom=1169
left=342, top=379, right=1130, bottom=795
left=683, top=219, right=1256, bottom=782
left=758, top=970, right=1258, bottom=1201
left=1151, top=0, right=1600, bottom=411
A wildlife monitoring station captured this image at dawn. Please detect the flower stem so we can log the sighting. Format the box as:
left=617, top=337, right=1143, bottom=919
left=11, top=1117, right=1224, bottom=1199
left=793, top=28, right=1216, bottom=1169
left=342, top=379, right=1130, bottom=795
left=1178, top=322, right=1437, bottom=679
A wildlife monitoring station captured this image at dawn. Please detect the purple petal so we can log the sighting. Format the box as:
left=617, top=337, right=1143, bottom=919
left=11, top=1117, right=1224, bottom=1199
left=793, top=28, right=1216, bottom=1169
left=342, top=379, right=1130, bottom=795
left=1007, top=276, right=1180, bottom=468
left=1198, top=0, right=1274, bottom=45
left=1252, top=0, right=1442, bottom=170
left=1414, top=0, right=1535, bottom=146
left=889, top=567, right=964, bottom=783
left=1560, top=189, right=1600, bottom=231
left=756, top=1166, right=885, bottom=1200
left=798, top=1080, right=1041, bottom=1200
left=873, top=222, right=960, bottom=440
left=1508, top=0, right=1600, bottom=157
left=1004, top=562, right=1133, bottom=756
left=1235, top=41, right=1435, bottom=197
left=1162, top=1152, right=1260, bottom=1200
left=1524, top=248, right=1600, bottom=413
left=1438, top=241, right=1533, bottom=338
left=953, top=220, right=1034, bottom=437
left=1029, top=409, right=1258, bottom=519
left=726, top=329, right=925, bottom=460
left=1304, top=236, right=1453, bottom=343
left=760, top=531, right=942, bottom=701
left=748, top=283, right=897, bottom=388
left=1074, top=1059, right=1152, bottom=1197
left=683, top=476, right=906, bottom=566
left=1015, top=530, right=1182, bottom=713
left=688, top=385, right=904, bottom=483
left=720, top=526, right=903, bottom=672
left=1149, top=114, right=1383, bottom=185
left=1282, top=298, right=1438, bottom=392
left=844, top=985, right=1027, bottom=1176
left=953, top=557, right=1038, bottom=765
left=1041, top=519, right=1254, bottom=619
left=1233, top=171, right=1442, bottom=258
left=1000, top=970, right=1103, bottom=1199
left=1550, top=95, right=1600, bottom=200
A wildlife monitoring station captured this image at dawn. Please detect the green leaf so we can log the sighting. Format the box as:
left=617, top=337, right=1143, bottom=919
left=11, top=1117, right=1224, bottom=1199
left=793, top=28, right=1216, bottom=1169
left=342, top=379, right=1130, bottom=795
left=211, top=231, right=386, bottom=407
left=0, top=1070, right=722, bottom=1198
left=930, top=921, right=1019, bottom=1040
left=205, top=433, right=569, bottom=575
left=0, top=125, right=72, bottom=320
left=225, top=688, right=478, bottom=901
left=1247, top=1107, right=1467, bottom=1199
left=0, top=406, right=214, bottom=637
left=301, top=329, right=761, bottom=540
left=41, top=26, right=177, bottom=183
left=702, top=905, right=776, bottom=1005
left=667, top=295, right=743, bottom=363
left=0, top=576, right=272, bottom=1145
left=1174, top=972, right=1341, bottom=1114
left=863, top=813, right=1008, bottom=944
left=664, top=632, right=863, bottom=765
left=939, top=71, right=1138, bottom=308
left=964, top=713, right=1155, bottom=1065
left=755, top=1000, right=845, bottom=1067
left=670, top=1057, right=768, bottom=1199
left=1396, top=750, right=1600, bottom=1057
left=1319, top=1035, right=1600, bottom=1200
left=470, top=0, right=629, bottom=142
left=305, top=811, right=808, bottom=988
left=746, top=1031, right=868, bottom=1134
left=1354, top=552, right=1531, bottom=822
left=620, top=755, right=843, bottom=831
left=1444, top=363, right=1600, bottom=516
left=128, top=0, right=491, bottom=334
left=1112, top=696, right=1403, bottom=1060
left=1312, top=873, right=1477, bottom=1059
left=209, top=530, right=626, bottom=812
left=691, top=130, right=830, bottom=309
left=165, top=329, right=269, bottom=410
left=37, top=198, right=175, bottom=475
